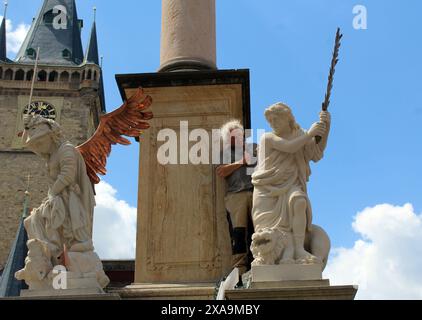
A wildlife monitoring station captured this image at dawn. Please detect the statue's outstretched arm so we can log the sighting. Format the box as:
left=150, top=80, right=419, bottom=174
left=268, top=122, right=326, bottom=154
left=269, top=133, right=313, bottom=154
left=76, top=88, right=153, bottom=184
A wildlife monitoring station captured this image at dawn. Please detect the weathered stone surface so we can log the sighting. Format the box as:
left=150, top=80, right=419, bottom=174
left=133, top=84, right=242, bottom=283
left=251, top=279, right=330, bottom=289
left=159, top=0, right=216, bottom=71
left=252, top=264, right=323, bottom=283
left=3, top=292, right=121, bottom=300
left=116, top=70, right=251, bottom=285
left=112, top=283, right=216, bottom=300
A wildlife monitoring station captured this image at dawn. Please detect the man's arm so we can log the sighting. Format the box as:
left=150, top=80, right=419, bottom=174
left=216, top=159, right=245, bottom=178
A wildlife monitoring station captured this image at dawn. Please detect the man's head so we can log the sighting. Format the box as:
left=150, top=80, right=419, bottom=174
left=265, top=103, right=300, bottom=134
left=220, top=120, right=244, bottom=149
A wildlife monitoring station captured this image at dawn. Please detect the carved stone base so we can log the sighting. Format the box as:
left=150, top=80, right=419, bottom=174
left=233, top=264, right=358, bottom=300
left=112, top=283, right=217, bottom=300
left=5, top=291, right=121, bottom=300
left=251, top=279, right=330, bottom=289
left=20, top=288, right=104, bottom=298
left=19, top=272, right=105, bottom=298
left=225, top=284, right=358, bottom=300
left=252, top=264, right=323, bottom=283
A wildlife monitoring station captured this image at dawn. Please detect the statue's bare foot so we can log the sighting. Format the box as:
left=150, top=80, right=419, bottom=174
left=295, top=248, right=320, bottom=264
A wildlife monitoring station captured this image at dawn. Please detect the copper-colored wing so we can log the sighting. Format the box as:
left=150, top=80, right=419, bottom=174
left=76, top=87, right=153, bottom=184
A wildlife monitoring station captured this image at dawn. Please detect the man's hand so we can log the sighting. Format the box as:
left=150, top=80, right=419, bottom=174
left=319, top=111, right=331, bottom=125
left=308, top=122, right=327, bottom=138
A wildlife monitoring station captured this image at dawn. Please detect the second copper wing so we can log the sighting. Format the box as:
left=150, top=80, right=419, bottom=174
left=76, top=88, right=153, bottom=184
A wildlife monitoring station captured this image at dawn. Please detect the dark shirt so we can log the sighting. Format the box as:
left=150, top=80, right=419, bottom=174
left=222, top=143, right=257, bottom=194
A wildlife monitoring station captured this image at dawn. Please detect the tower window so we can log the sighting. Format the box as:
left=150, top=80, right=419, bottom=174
left=15, top=70, right=25, bottom=81
left=4, top=69, right=14, bottom=80
left=62, top=49, right=72, bottom=59
left=71, top=72, right=81, bottom=83
left=60, top=71, right=70, bottom=82
left=26, top=48, right=37, bottom=59
left=49, top=71, right=58, bottom=82
left=38, top=70, right=47, bottom=82
left=43, top=10, right=55, bottom=24
left=26, top=70, right=34, bottom=81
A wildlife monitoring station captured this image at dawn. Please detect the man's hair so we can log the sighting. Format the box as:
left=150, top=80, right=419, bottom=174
left=264, top=102, right=300, bottom=132
left=220, top=119, right=244, bottom=149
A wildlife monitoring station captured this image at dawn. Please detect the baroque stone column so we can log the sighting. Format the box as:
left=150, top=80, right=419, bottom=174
left=159, top=0, right=217, bottom=72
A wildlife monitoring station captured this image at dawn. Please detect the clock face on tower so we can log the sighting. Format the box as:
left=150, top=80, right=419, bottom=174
left=23, top=101, right=57, bottom=120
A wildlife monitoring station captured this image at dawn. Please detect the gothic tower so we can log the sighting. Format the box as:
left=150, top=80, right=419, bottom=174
left=0, top=0, right=105, bottom=267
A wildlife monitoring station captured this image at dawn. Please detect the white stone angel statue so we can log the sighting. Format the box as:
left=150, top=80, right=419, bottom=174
left=15, top=89, right=153, bottom=292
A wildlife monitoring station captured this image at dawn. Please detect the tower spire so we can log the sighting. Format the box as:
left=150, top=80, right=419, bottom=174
left=84, top=6, right=99, bottom=65
left=3, top=1, right=7, bottom=17
left=0, top=1, right=8, bottom=61
left=15, top=0, right=84, bottom=65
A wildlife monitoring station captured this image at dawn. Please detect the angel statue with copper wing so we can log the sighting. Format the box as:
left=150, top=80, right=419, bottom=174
left=15, top=89, right=153, bottom=293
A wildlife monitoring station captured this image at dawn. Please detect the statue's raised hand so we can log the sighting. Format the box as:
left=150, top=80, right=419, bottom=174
left=308, top=122, right=326, bottom=138
left=319, top=111, right=331, bottom=125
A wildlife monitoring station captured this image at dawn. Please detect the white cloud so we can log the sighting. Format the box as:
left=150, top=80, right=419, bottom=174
left=92, top=181, right=137, bottom=260
left=1, top=16, right=30, bottom=55
left=324, top=203, right=422, bottom=300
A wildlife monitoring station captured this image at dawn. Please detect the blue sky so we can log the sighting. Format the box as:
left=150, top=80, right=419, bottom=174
left=6, top=0, right=422, bottom=251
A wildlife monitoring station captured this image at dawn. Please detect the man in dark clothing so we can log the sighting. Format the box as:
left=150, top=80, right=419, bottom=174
left=217, top=120, right=256, bottom=275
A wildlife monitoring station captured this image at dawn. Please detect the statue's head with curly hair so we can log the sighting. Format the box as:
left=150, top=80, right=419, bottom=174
left=22, top=115, right=63, bottom=156
left=264, top=102, right=301, bottom=137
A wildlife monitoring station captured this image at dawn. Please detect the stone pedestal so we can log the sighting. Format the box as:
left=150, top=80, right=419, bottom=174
left=252, top=264, right=323, bottom=283
left=18, top=272, right=109, bottom=299
left=3, top=292, right=121, bottom=300
left=226, top=264, right=358, bottom=300
left=113, top=283, right=216, bottom=300
left=225, top=285, right=358, bottom=300
left=116, top=70, right=251, bottom=293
